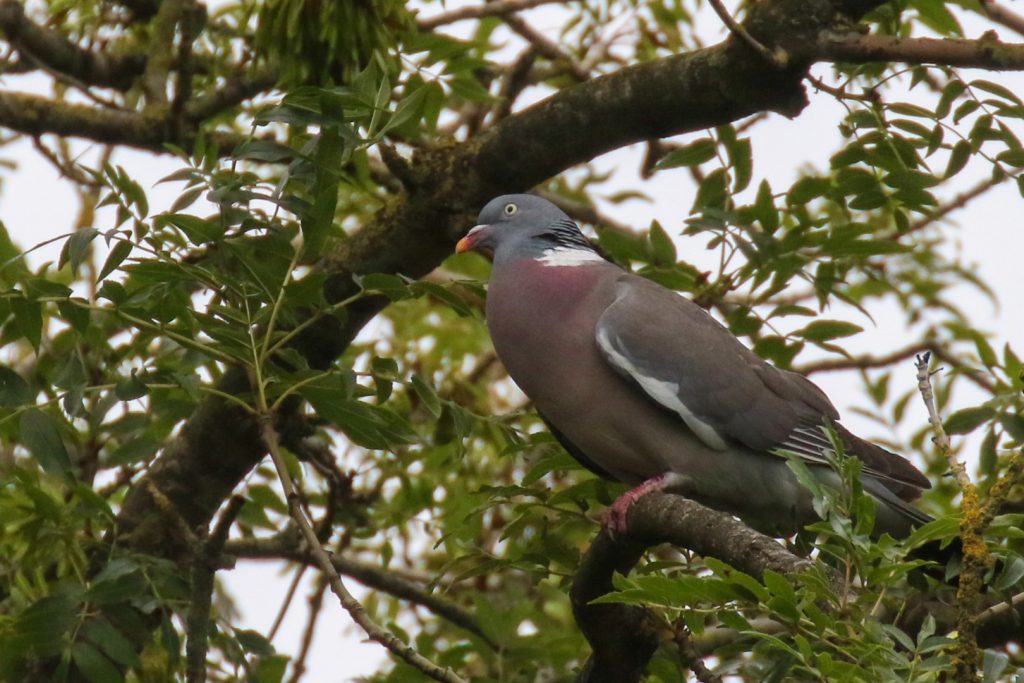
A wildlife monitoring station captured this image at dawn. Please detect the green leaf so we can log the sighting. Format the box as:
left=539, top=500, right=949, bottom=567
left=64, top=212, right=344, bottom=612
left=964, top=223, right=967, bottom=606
left=656, top=138, right=716, bottom=169
left=159, top=214, right=224, bottom=245
left=8, top=593, right=77, bottom=655
left=20, top=409, right=72, bottom=478
left=83, top=619, right=141, bottom=669
left=996, top=149, right=1024, bottom=167
left=72, top=642, right=124, bottom=683
left=11, top=295, right=42, bottom=351
left=647, top=220, right=676, bottom=265
left=59, top=228, right=99, bottom=275
left=943, top=406, right=995, bottom=435
left=235, top=629, right=276, bottom=656
left=115, top=372, right=149, bottom=401
left=787, top=176, right=830, bottom=205
left=99, top=239, right=133, bottom=280
left=0, top=365, right=32, bottom=407
left=410, top=373, right=442, bottom=418
left=794, top=320, right=863, bottom=342
left=944, top=140, right=971, bottom=178
left=302, top=95, right=346, bottom=258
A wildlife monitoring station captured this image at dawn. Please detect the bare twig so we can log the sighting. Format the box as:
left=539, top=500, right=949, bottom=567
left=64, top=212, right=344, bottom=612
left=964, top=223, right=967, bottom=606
left=905, top=174, right=1006, bottom=235
left=673, top=622, right=723, bottom=683
left=915, top=352, right=987, bottom=680
left=286, top=575, right=329, bottom=683
left=142, top=0, right=186, bottom=107
left=980, top=0, right=1024, bottom=38
left=502, top=13, right=589, bottom=81
left=186, top=495, right=245, bottom=683
left=227, top=534, right=495, bottom=648
left=268, top=564, right=307, bottom=642
left=259, top=419, right=467, bottom=683
left=796, top=342, right=925, bottom=375
left=806, top=73, right=877, bottom=102
left=819, top=32, right=1024, bottom=70
left=416, top=0, right=563, bottom=31
left=707, top=0, right=787, bottom=68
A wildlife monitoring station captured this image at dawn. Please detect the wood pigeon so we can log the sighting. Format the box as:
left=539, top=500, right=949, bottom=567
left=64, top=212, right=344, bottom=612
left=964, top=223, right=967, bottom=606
left=456, top=194, right=932, bottom=538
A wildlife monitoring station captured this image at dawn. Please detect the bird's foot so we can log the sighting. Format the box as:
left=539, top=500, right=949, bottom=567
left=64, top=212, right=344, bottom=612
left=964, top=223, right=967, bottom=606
left=602, top=475, right=667, bottom=537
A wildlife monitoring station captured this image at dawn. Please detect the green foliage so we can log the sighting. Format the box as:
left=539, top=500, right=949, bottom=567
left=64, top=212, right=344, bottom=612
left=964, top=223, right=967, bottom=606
left=0, top=1, right=1022, bottom=682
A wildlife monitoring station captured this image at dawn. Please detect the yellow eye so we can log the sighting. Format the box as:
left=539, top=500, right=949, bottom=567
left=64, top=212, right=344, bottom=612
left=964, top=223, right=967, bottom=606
left=503, top=203, right=518, bottom=216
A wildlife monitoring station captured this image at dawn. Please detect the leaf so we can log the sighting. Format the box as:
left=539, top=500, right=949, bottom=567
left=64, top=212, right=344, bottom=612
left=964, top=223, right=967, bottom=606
left=20, top=409, right=72, bottom=478
left=83, top=619, right=141, bottom=669
left=943, top=141, right=972, bottom=179
left=0, top=365, right=32, bottom=407
left=59, top=228, right=99, bottom=275
left=159, top=213, right=224, bottom=245
left=410, top=373, right=442, bottom=418
left=115, top=372, right=149, bottom=401
left=943, top=406, right=995, bottom=435
left=72, top=642, right=124, bottom=683
left=11, top=296, right=42, bottom=351
left=98, top=240, right=133, bottom=281
left=794, top=320, right=863, bottom=342
left=302, top=95, right=346, bottom=258
left=8, top=593, right=77, bottom=655
left=647, top=220, right=676, bottom=265
left=996, top=149, right=1024, bottom=167
left=656, top=138, right=716, bottom=168
left=786, top=176, right=830, bottom=205
left=235, top=629, right=276, bottom=656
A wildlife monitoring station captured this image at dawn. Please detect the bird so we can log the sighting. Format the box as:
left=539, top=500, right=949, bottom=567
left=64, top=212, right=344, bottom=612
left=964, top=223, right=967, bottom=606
left=455, top=193, right=933, bottom=539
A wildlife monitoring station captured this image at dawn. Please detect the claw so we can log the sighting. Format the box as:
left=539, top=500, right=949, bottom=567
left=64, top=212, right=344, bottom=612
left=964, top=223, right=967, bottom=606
left=601, top=474, right=668, bottom=537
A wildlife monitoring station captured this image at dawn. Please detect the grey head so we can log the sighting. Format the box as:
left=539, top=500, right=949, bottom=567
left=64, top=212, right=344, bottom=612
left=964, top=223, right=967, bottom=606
left=456, top=194, right=599, bottom=265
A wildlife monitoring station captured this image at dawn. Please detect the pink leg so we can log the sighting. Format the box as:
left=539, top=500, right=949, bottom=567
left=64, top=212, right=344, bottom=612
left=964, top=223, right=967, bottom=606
left=603, top=474, right=670, bottom=536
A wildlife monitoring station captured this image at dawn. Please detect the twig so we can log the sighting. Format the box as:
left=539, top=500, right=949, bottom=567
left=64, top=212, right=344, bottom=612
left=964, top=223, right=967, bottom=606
left=259, top=418, right=467, bottom=683
left=980, top=0, right=1024, bottom=38
left=227, top=534, right=495, bottom=648
left=673, top=622, right=723, bottom=683
left=416, top=0, right=563, bottom=31
left=914, top=352, right=987, bottom=680
left=186, top=495, right=246, bottom=683
left=806, top=74, right=877, bottom=102
left=706, top=0, right=787, bottom=68
left=268, top=564, right=308, bottom=642
left=492, top=47, right=537, bottom=121
left=796, top=342, right=925, bottom=375
left=819, top=32, right=1024, bottom=71
left=502, top=13, right=589, bottom=81
left=905, top=174, right=1005, bottom=235
left=286, top=574, right=329, bottom=683
left=915, top=352, right=955, bottom=461
left=142, top=0, right=186, bottom=108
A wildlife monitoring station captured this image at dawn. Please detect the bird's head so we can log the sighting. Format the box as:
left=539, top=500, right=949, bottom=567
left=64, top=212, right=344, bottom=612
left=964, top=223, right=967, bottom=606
left=456, top=194, right=598, bottom=264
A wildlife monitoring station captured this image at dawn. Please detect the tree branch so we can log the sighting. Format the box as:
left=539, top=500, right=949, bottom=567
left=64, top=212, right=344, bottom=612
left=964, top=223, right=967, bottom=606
left=572, top=493, right=821, bottom=683
left=416, top=0, right=564, bottom=31
left=819, top=31, right=1024, bottom=70
left=0, top=0, right=144, bottom=89
left=980, top=0, right=1024, bottom=39
left=226, top=534, right=495, bottom=648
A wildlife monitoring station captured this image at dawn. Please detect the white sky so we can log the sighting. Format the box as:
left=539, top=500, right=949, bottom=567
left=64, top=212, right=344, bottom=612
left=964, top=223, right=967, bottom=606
left=0, top=1, right=1022, bottom=680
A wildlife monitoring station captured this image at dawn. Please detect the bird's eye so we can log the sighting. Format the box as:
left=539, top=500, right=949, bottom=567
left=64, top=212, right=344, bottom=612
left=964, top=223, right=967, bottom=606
left=503, top=203, right=518, bottom=216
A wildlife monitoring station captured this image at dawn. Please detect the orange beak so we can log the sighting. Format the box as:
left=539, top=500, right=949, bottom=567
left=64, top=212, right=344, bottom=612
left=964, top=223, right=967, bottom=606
left=455, top=225, right=486, bottom=254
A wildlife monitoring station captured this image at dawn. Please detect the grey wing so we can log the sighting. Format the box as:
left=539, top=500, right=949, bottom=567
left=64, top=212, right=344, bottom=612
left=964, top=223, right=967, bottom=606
left=594, top=274, right=930, bottom=501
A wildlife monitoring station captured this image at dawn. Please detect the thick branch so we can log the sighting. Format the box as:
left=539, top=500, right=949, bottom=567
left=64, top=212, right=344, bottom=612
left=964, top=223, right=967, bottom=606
left=0, top=0, right=144, bottom=89
left=819, top=32, right=1024, bottom=70
left=572, top=493, right=819, bottom=683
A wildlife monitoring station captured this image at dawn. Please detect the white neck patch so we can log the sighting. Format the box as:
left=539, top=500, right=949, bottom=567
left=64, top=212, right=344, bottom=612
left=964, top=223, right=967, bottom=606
left=538, top=247, right=605, bottom=267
